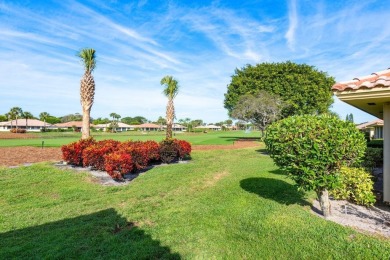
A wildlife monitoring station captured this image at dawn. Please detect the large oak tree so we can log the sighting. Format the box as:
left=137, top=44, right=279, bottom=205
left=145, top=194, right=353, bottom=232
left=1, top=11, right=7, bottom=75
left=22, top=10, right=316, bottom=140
left=224, top=61, right=335, bottom=118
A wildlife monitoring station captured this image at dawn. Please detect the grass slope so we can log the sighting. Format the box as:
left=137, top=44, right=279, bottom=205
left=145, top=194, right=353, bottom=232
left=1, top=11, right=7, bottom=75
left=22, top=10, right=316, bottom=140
left=0, top=131, right=260, bottom=147
left=1, top=146, right=389, bottom=258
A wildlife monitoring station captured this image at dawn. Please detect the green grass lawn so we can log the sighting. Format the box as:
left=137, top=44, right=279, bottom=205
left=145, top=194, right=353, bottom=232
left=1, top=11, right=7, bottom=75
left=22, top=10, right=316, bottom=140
left=1, top=146, right=389, bottom=258
left=0, top=130, right=261, bottom=147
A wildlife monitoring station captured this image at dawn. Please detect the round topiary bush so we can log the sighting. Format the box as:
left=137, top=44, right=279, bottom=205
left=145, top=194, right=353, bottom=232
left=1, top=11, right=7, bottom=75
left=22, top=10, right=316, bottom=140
left=264, top=114, right=366, bottom=218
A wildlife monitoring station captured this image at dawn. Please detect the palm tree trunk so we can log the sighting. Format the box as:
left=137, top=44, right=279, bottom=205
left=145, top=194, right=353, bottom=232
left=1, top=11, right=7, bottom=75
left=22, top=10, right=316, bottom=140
left=82, top=108, right=91, bottom=139
left=166, top=99, right=174, bottom=139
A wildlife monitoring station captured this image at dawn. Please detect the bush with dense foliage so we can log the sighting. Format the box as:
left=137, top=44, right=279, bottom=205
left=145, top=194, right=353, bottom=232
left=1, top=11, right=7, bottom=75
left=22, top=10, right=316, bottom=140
left=174, top=139, right=192, bottom=159
left=61, top=138, right=191, bottom=179
left=264, top=115, right=366, bottom=218
left=367, top=139, right=383, bottom=148
left=159, top=139, right=179, bottom=163
left=10, top=128, right=26, bottom=133
left=82, top=140, right=120, bottom=170
left=331, top=167, right=376, bottom=206
left=361, top=147, right=383, bottom=170
left=103, top=152, right=133, bottom=180
left=61, top=138, right=96, bottom=166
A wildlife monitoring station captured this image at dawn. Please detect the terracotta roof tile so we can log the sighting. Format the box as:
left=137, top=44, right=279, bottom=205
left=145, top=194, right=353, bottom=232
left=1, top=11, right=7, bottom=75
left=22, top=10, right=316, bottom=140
left=332, top=68, right=390, bottom=92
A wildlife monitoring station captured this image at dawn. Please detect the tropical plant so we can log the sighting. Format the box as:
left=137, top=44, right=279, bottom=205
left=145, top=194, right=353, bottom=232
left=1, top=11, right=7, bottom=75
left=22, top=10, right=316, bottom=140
left=161, top=75, right=179, bottom=139
left=39, top=112, right=50, bottom=130
left=22, top=111, right=34, bottom=129
left=109, top=113, right=121, bottom=132
left=78, top=48, right=96, bottom=139
left=9, top=107, right=23, bottom=129
left=264, top=114, right=366, bottom=218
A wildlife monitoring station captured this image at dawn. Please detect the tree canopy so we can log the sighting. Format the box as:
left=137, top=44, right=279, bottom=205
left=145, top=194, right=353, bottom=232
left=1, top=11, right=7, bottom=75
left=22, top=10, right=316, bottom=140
left=224, top=61, right=335, bottom=118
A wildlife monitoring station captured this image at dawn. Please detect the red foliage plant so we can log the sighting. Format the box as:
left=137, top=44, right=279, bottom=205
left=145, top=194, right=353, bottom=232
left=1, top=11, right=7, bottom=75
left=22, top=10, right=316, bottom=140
left=174, top=139, right=192, bottom=159
left=10, top=128, right=27, bottom=133
left=104, top=152, right=133, bottom=180
left=61, top=138, right=96, bottom=166
left=82, top=139, right=120, bottom=170
left=143, top=140, right=160, bottom=162
left=118, top=141, right=149, bottom=171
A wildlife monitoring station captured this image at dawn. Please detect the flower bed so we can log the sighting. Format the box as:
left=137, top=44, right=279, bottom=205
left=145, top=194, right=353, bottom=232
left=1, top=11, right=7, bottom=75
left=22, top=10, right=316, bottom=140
left=61, top=138, right=191, bottom=180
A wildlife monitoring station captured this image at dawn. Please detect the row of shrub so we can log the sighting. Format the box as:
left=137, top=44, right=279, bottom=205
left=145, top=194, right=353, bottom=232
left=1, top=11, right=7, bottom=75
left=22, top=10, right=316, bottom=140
left=10, top=128, right=27, bottom=133
left=61, top=138, right=191, bottom=180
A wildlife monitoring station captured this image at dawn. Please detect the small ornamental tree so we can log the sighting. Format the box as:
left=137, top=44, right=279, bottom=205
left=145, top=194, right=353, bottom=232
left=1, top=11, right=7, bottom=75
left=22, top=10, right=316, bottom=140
left=264, top=114, right=366, bottom=218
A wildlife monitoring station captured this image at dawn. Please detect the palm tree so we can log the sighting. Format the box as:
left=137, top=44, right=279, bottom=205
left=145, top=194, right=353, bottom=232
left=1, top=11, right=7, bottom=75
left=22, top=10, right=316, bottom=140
left=78, top=48, right=96, bottom=139
left=39, top=112, right=50, bottom=131
left=22, top=111, right=34, bottom=130
left=9, top=107, right=23, bottom=129
left=109, top=113, right=121, bottom=132
left=160, top=75, right=179, bottom=139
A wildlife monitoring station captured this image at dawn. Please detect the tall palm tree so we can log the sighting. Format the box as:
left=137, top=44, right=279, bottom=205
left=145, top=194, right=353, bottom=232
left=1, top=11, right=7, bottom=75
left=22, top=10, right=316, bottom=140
left=160, top=75, right=179, bottom=139
left=39, top=112, right=50, bottom=131
left=109, top=112, right=120, bottom=132
left=9, top=107, right=23, bottom=129
left=78, top=48, right=96, bottom=139
left=22, top=111, right=34, bottom=130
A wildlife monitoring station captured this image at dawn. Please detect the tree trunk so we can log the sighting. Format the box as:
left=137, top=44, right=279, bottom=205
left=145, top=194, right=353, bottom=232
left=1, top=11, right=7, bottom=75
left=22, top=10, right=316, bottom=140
left=82, top=108, right=90, bottom=139
left=317, top=189, right=331, bottom=218
left=166, top=124, right=172, bottom=139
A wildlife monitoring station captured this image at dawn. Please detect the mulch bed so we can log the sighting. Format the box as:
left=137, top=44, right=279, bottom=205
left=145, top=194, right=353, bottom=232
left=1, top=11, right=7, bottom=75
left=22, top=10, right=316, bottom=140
left=0, top=133, right=37, bottom=139
left=0, top=140, right=260, bottom=167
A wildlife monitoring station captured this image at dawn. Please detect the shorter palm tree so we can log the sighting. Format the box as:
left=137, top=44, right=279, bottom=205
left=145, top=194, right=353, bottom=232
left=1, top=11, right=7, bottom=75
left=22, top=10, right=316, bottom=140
left=161, top=75, right=179, bottom=139
left=9, top=107, right=23, bottom=129
left=22, top=111, right=34, bottom=129
left=39, top=112, right=50, bottom=131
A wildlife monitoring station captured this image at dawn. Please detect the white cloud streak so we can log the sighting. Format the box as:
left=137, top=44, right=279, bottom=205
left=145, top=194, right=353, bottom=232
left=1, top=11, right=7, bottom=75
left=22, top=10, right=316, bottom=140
left=285, top=0, right=298, bottom=51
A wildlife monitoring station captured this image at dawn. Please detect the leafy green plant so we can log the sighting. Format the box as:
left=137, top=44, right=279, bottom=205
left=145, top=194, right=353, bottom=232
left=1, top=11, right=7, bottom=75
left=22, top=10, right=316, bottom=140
left=264, top=115, right=366, bottom=218
left=367, top=139, right=383, bottom=148
left=331, top=167, right=376, bottom=206
left=361, top=147, right=383, bottom=170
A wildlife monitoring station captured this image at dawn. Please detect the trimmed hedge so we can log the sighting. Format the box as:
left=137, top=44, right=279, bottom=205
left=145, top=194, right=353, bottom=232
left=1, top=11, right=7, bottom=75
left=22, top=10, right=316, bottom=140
left=61, top=138, right=191, bottom=179
left=367, top=139, right=383, bottom=148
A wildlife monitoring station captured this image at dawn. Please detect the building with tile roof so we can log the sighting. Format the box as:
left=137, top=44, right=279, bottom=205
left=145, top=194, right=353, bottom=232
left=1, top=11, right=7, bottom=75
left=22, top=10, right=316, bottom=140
left=332, top=68, right=390, bottom=201
left=0, top=119, right=54, bottom=132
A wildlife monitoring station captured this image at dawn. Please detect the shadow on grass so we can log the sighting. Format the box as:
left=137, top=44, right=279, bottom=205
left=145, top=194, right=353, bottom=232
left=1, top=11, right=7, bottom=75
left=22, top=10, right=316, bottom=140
left=240, top=177, right=310, bottom=206
left=256, top=148, right=269, bottom=155
left=218, top=136, right=261, bottom=142
left=0, top=208, right=180, bottom=259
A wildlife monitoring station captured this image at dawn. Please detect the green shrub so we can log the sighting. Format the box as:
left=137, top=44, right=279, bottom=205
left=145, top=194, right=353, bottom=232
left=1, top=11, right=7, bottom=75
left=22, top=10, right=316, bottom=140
left=331, top=167, right=376, bottom=206
left=361, top=147, right=383, bottom=170
left=367, top=139, right=383, bottom=148
left=264, top=114, right=366, bottom=217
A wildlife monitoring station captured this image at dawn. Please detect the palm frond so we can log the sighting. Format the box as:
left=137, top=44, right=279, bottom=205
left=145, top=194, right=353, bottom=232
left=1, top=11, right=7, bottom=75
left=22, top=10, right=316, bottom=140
left=77, top=48, right=96, bottom=72
left=161, top=75, right=179, bottom=99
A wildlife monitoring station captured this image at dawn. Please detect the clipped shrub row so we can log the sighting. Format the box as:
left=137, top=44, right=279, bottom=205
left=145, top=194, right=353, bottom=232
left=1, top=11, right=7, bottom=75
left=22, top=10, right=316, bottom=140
left=61, top=138, right=191, bottom=180
left=10, top=128, right=26, bottom=133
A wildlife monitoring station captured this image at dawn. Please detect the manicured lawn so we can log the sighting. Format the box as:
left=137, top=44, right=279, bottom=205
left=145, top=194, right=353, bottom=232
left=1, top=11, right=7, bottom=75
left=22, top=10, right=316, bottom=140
left=1, top=146, right=389, bottom=258
left=0, top=130, right=260, bottom=147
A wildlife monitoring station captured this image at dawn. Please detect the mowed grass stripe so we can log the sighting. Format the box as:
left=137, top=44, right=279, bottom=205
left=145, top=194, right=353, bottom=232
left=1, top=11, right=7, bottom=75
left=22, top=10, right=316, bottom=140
left=1, top=146, right=389, bottom=259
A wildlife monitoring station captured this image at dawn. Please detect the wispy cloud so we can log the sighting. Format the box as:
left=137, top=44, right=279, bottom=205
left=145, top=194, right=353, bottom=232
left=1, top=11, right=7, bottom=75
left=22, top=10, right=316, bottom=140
left=285, top=0, right=298, bottom=51
left=1, top=0, right=390, bottom=123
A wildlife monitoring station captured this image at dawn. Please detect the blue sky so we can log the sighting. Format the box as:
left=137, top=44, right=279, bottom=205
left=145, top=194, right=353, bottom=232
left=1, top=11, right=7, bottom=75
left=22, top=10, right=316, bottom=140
left=1, top=0, right=390, bottom=123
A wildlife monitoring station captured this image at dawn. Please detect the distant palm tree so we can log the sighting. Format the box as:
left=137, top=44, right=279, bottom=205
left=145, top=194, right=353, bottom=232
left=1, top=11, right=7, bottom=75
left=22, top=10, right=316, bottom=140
left=22, top=111, right=34, bottom=130
left=78, top=48, right=96, bottom=139
left=9, top=107, right=23, bottom=129
left=160, top=75, right=179, bottom=139
left=39, top=112, right=50, bottom=130
left=109, top=113, right=121, bottom=132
